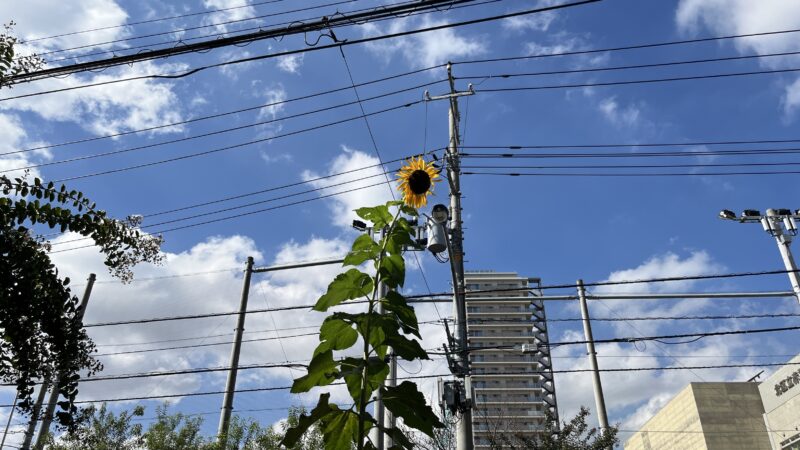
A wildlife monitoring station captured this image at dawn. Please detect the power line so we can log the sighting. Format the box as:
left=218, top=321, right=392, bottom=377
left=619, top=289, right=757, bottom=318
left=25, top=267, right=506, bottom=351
left=473, top=66, right=800, bottom=95
left=1, top=65, right=442, bottom=157
left=452, top=27, right=800, bottom=66
left=93, top=333, right=319, bottom=357
left=7, top=0, right=600, bottom=85
left=461, top=161, right=800, bottom=170
left=460, top=139, right=800, bottom=149
left=458, top=49, right=800, bottom=82
left=51, top=100, right=422, bottom=183
left=32, top=0, right=358, bottom=60
left=6, top=361, right=800, bottom=408
left=20, top=0, right=292, bottom=45
left=463, top=170, right=800, bottom=177
left=461, top=147, right=800, bottom=159
left=3, top=79, right=444, bottom=174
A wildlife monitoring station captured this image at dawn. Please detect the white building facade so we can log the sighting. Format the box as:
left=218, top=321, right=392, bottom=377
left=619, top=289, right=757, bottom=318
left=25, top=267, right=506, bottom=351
left=464, top=271, right=558, bottom=448
left=759, top=353, right=800, bottom=450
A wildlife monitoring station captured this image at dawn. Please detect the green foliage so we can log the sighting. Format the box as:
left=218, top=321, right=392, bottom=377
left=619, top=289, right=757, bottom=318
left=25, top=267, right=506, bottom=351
left=1, top=176, right=164, bottom=427
left=47, top=404, right=323, bottom=450
left=0, top=22, right=44, bottom=88
left=283, top=202, right=443, bottom=450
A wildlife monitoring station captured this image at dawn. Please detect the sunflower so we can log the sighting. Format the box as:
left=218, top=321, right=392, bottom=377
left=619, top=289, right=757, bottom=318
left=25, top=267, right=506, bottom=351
left=396, top=156, right=440, bottom=209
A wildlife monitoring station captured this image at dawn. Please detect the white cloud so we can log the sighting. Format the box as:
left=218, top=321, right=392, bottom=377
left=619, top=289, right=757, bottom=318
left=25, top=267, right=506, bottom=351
left=302, top=147, right=396, bottom=228
left=503, top=0, right=560, bottom=33
left=597, top=96, right=641, bottom=127
left=1, top=0, right=128, bottom=54
left=276, top=54, right=304, bottom=74
left=255, top=85, right=288, bottom=138
left=202, top=0, right=257, bottom=32
left=0, top=113, right=52, bottom=179
left=675, top=0, right=800, bottom=115
left=363, top=16, right=486, bottom=69
left=598, top=251, right=725, bottom=295
left=1, top=61, right=187, bottom=136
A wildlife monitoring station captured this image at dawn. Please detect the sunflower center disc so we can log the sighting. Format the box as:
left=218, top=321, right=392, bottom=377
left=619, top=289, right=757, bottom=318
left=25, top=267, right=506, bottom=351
left=408, top=170, right=432, bottom=195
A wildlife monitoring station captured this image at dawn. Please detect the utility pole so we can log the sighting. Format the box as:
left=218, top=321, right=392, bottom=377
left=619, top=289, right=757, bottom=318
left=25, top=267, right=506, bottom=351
left=719, top=208, right=800, bottom=304
left=576, top=280, right=609, bottom=437
left=372, top=278, right=388, bottom=450
left=33, top=274, right=96, bottom=450
left=22, top=274, right=96, bottom=450
left=217, top=256, right=254, bottom=446
left=426, top=62, right=475, bottom=450
left=216, top=256, right=346, bottom=445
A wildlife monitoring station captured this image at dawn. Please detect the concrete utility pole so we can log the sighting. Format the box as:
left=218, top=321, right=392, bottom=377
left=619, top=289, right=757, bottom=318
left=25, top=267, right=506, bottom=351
left=23, top=274, right=96, bottom=450
left=372, top=278, right=389, bottom=450
left=217, top=256, right=255, bottom=446
left=426, top=62, right=475, bottom=450
left=719, top=208, right=800, bottom=304
left=576, top=280, right=610, bottom=436
left=216, top=256, right=345, bottom=445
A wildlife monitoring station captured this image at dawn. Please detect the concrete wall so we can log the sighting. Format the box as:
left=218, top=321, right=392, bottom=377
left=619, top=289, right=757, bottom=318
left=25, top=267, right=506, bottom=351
left=625, top=383, right=772, bottom=450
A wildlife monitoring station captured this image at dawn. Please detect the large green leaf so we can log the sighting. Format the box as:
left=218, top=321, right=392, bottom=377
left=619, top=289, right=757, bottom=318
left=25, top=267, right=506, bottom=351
left=384, top=224, right=414, bottom=256
left=320, top=409, right=361, bottom=450
left=383, top=334, right=428, bottom=361
left=282, top=394, right=334, bottom=447
left=382, top=382, right=444, bottom=437
left=382, top=291, right=420, bottom=338
left=341, top=357, right=390, bottom=405
left=314, top=318, right=358, bottom=356
left=354, top=313, right=397, bottom=360
left=377, top=253, right=405, bottom=289
left=355, top=204, right=392, bottom=228
left=343, top=234, right=380, bottom=267
left=291, top=350, right=339, bottom=393
left=315, top=268, right=374, bottom=311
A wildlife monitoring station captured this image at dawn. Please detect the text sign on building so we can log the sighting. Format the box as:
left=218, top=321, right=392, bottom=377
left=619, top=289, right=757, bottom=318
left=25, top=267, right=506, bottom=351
left=774, top=368, right=800, bottom=396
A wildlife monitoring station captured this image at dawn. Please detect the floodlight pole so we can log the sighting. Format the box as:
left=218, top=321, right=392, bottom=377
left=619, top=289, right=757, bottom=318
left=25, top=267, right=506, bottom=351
left=426, top=62, right=475, bottom=450
left=722, top=208, right=800, bottom=304
left=576, top=280, right=610, bottom=438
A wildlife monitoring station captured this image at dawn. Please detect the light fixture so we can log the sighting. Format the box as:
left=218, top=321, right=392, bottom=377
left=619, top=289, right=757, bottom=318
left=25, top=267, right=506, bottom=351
left=777, top=208, right=792, bottom=216
left=719, top=210, right=736, bottom=220
left=352, top=220, right=367, bottom=231
left=431, top=204, right=449, bottom=224
left=743, top=209, right=761, bottom=218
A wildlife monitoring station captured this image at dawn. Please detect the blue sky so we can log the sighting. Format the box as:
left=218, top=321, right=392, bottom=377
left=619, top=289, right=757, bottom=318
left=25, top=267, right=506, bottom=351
left=3, top=0, right=800, bottom=445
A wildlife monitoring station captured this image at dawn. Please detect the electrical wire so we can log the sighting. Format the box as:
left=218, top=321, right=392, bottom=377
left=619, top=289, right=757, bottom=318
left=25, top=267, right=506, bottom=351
left=7, top=0, right=600, bottom=84
left=5, top=361, right=800, bottom=407
left=1, top=65, right=443, bottom=157
left=2, top=79, right=445, bottom=175
left=463, top=170, right=800, bottom=177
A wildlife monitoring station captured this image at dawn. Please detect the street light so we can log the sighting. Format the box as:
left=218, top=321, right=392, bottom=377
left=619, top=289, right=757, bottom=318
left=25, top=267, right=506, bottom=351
left=719, top=208, right=800, bottom=304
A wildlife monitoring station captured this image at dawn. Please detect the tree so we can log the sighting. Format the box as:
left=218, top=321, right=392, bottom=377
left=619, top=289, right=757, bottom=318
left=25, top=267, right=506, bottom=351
left=44, top=404, right=323, bottom=449
left=0, top=22, right=44, bottom=88
left=1, top=176, right=164, bottom=427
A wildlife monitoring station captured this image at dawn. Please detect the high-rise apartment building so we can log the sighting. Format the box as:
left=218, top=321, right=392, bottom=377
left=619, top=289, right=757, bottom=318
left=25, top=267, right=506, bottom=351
left=464, top=271, right=558, bottom=448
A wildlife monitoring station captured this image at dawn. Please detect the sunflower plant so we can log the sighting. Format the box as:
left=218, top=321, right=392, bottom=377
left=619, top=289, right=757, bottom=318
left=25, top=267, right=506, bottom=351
left=282, top=158, right=443, bottom=450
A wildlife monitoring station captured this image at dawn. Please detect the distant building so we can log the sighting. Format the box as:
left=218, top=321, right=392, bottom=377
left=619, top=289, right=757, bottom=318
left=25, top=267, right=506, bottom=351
left=463, top=271, right=557, bottom=448
left=759, top=353, right=800, bottom=449
left=624, top=382, right=771, bottom=450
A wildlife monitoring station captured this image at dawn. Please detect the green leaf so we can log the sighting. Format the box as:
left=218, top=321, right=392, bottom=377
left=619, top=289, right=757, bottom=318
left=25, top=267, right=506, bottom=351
left=378, top=253, right=405, bottom=288
left=355, top=204, right=392, bottom=228
left=314, top=268, right=374, bottom=312
left=384, top=226, right=414, bottom=256
left=315, top=318, right=358, bottom=356
left=341, top=356, right=389, bottom=405
left=282, top=393, right=334, bottom=447
left=382, top=291, right=420, bottom=338
left=343, top=234, right=380, bottom=267
left=353, top=313, right=395, bottom=359
left=382, top=382, right=444, bottom=437
left=383, top=334, right=428, bottom=360
left=320, top=409, right=361, bottom=450
left=291, top=350, right=338, bottom=393
left=384, top=427, right=415, bottom=450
